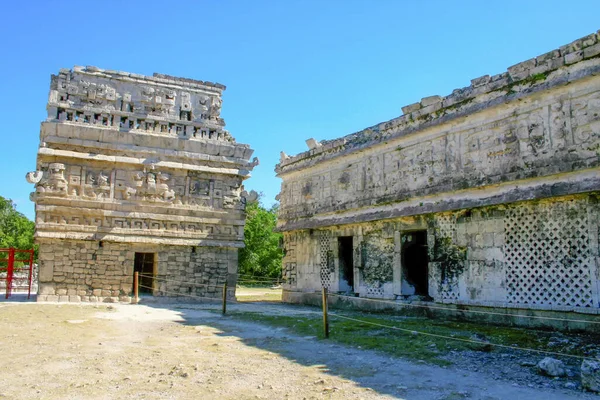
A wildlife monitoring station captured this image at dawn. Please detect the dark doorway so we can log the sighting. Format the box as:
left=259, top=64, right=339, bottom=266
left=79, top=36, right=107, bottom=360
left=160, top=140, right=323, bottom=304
left=134, top=252, right=155, bottom=294
left=401, top=230, right=429, bottom=296
left=338, top=236, right=354, bottom=292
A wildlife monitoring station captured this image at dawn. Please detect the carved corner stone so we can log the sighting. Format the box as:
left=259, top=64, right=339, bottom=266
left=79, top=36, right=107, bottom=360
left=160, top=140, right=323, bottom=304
left=26, top=171, right=43, bottom=184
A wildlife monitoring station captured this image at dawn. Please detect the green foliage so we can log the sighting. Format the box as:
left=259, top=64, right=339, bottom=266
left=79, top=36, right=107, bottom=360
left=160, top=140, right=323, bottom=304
left=0, top=196, right=36, bottom=259
left=431, top=235, right=467, bottom=284
left=360, top=235, right=394, bottom=285
left=239, top=197, right=283, bottom=278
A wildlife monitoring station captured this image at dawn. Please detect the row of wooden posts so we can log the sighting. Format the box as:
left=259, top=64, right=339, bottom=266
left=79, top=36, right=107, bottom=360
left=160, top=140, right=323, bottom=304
left=132, top=271, right=330, bottom=337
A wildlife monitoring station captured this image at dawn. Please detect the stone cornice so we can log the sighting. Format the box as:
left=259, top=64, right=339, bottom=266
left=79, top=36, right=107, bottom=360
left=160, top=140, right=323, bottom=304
left=73, top=65, right=226, bottom=93
left=35, top=204, right=246, bottom=226
left=276, top=168, right=600, bottom=231
left=35, top=231, right=243, bottom=248
left=42, top=135, right=255, bottom=168
left=37, top=148, right=253, bottom=178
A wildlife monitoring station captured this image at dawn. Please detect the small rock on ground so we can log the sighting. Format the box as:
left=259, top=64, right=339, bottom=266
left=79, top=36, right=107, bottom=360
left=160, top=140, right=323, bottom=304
left=537, top=357, right=566, bottom=377
left=581, top=360, right=600, bottom=393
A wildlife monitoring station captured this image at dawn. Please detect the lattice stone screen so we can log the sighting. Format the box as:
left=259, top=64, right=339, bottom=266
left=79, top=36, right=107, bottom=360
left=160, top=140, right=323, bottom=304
left=318, top=231, right=333, bottom=289
left=505, top=198, right=596, bottom=308
left=436, top=214, right=459, bottom=301
left=365, top=286, right=385, bottom=297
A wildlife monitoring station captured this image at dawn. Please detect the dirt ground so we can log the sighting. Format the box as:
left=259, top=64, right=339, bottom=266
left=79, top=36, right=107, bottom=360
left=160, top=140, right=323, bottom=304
left=0, top=299, right=598, bottom=400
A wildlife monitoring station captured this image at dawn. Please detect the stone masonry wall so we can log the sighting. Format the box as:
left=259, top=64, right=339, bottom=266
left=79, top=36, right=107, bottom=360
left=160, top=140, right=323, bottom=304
left=37, top=239, right=238, bottom=302
left=37, top=240, right=133, bottom=302
left=157, top=247, right=238, bottom=300
left=281, top=193, right=600, bottom=311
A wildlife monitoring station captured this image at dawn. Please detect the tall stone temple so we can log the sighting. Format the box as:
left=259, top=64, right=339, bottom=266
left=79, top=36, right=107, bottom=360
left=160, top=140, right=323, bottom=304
left=27, top=66, right=258, bottom=302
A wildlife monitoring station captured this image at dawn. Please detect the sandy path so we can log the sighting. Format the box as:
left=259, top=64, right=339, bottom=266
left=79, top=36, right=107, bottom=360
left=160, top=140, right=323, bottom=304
left=0, top=302, right=596, bottom=400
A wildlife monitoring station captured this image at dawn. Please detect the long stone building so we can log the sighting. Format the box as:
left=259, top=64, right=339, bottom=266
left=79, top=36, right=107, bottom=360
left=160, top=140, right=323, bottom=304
left=28, top=66, right=258, bottom=302
left=276, top=31, right=600, bottom=315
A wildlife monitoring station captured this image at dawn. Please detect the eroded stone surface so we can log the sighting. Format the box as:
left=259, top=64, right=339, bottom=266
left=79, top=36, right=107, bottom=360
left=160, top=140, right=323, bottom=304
left=28, top=66, right=257, bottom=302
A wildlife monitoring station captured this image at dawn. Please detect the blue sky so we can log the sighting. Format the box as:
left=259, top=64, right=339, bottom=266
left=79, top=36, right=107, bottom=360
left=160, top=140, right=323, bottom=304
left=1, top=0, right=598, bottom=219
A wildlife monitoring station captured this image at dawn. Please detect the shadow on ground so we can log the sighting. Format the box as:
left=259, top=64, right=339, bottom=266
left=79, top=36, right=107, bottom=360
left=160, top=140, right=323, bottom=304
left=135, top=299, right=596, bottom=400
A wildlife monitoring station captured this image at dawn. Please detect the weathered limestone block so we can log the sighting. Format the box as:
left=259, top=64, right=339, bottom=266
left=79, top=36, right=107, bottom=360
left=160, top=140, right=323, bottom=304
left=420, top=95, right=442, bottom=107
left=401, top=102, right=421, bottom=114
left=470, top=75, right=490, bottom=87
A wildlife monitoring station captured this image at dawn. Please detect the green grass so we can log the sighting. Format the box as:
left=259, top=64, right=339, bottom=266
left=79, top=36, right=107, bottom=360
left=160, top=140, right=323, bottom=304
left=235, top=286, right=282, bottom=302
left=225, top=309, right=600, bottom=367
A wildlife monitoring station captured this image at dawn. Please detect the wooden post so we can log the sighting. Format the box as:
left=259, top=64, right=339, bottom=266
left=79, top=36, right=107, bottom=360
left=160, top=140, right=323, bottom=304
left=133, top=271, right=139, bottom=304
left=322, top=287, right=329, bottom=338
left=222, top=282, right=227, bottom=315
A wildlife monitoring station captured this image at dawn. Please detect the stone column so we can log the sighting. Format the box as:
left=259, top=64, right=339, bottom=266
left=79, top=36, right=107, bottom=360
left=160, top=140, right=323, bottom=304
left=393, top=230, right=402, bottom=296
left=353, top=226, right=363, bottom=295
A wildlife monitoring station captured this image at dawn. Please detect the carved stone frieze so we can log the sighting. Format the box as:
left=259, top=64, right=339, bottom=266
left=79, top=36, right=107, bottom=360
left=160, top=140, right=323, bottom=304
left=29, top=162, right=250, bottom=211
left=36, top=211, right=242, bottom=238
left=35, top=163, right=68, bottom=196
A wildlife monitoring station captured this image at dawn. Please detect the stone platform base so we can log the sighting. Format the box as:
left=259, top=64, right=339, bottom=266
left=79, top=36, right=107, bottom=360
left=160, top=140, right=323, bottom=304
left=37, top=294, right=132, bottom=303
left=283, top=289, right=600, bottom=333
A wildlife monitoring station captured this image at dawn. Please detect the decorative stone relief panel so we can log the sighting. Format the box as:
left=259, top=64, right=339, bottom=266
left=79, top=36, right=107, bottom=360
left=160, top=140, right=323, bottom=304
left=282, top=232, right=297, bottom=286
left=51, top=67, right=226, bottom=127
left=117, top=170, right=176, bottom=203
left=35, top=163, right=68, bottom=196
left=31, top=162, right=245, bottom=212
left=359, top=231, right=394, bottom=298
left=571, top=93, right=600, bottom=148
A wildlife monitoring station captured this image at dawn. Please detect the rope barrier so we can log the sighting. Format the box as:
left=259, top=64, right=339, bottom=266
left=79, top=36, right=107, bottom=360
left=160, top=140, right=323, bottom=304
left=327, top=292, right=600, bottom=326
left=138, top=284, right=224, bottom=300
left=236, top=276, right=281, bottom=283
left=328, top=312, right=597, bottom=361
left=237, top=280, right=282, bottom=284
left=237, top=277, right=280, bottom=281
left=138, top=274, right=225, bottom=289
left=140, top=272, right=599, bottom=326
left=134, top=273, right=597, bottom=362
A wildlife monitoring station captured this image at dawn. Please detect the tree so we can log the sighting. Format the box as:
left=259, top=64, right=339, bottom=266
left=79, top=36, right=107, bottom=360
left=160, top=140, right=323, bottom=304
left=0, top=196, right=36, bottom=255
left=239, top=197, right=283, bottom=278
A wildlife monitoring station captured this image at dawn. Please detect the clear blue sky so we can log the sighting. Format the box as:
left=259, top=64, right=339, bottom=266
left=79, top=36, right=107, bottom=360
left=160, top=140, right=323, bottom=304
left=1, top=0, right=598, bottom=220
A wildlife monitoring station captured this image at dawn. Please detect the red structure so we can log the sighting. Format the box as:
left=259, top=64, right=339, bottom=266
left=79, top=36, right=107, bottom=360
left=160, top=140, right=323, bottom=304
left=0, top=248, right=35, bottom=299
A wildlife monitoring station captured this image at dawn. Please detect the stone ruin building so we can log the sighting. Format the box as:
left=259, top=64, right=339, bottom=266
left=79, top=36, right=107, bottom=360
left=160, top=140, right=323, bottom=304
left=27, top=66, right=258, bottom=302
left=276, top=31, right=600, bottom=316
